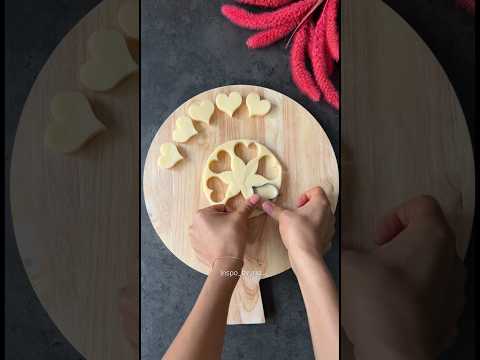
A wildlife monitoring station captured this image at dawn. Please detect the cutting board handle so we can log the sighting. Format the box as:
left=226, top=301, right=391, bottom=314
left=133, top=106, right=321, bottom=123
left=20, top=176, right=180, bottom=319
left=226, top=269, right=265, bottom=325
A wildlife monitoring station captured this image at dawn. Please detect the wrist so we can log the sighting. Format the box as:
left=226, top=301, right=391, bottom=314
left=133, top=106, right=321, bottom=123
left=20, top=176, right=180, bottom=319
left=217, top=243, right=245, bottom=262
left=282, top=231, right=329, bottom=268
left=291, top=253, right=331, bottom=287
left=289, top=247, right=324, bottom=273
left=210, top=257, right=244, bottom=282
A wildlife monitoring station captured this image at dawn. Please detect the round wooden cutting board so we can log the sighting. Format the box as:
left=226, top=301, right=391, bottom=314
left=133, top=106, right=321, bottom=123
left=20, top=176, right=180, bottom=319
left=10, top=0, right=138, bottom=359
left=143, top=84, right=339, bottom=324
left=341, top=0, right=475, bottom=358
left=342, top=0, right=475, bottom=257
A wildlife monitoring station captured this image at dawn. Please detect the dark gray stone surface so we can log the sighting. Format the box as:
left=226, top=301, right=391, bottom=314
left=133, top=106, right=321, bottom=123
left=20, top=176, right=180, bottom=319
left=5, top=0, right=475, bottom=359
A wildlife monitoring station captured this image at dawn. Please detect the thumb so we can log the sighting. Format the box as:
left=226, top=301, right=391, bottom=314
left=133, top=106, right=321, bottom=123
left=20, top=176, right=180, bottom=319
left=235, top=194, right=261, bottom=219
left=262, top=200, right=286, bottom=221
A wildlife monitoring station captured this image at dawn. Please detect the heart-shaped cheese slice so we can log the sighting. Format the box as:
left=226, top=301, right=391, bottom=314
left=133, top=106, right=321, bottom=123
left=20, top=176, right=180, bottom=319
left=172, top=116, right=198, bottom=143
left=80, top=30, right=138, bottom=91
left=118, top=0, right=139, bottom=40
left=188, top=100, right=214, bottom=124
left=157, top=143, right=183, bottom=169
left=45, top=92, right=106, bottom=153
left=215, top=92, right=242, bottom=117
left=246, top=93, right=271, bottom=117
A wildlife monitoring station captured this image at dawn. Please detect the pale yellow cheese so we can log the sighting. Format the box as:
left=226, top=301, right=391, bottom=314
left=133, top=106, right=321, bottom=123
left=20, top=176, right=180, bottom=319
left=80, top=30, right=138, bottom=91
left=254, top=184, right=279, bottom=200
left=45, top=92, right=106, bottom=153
left=157, top=143, right=183, bottom=169
left=188, top=100, right=214, bottom=124
left=172, top=116, right=198, bottom=143
left=215, top=92, right=242, bottom=117
left=246, top=93, right=271, bottom=117
left=202, top=140, right=282, bottom=217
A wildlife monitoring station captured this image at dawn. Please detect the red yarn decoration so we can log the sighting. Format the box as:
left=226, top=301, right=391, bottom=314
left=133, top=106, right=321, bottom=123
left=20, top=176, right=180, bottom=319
left=311, top=5, right=339, bottom=109
left=221, top=0, right=340, bottom=110
left=222, top=0, right=473, bottom=109
left=221, top=0, right=317, bottom=30
left=325, top=0, right=339, bottom=61
left=246, top=23, right=297, bottom=48
left=235, top=0, right=295, bottom=7
left=291, top=21, right=322, bottom=101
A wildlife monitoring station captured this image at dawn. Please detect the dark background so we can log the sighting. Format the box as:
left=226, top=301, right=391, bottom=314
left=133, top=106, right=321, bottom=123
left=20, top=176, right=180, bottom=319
left=4, top=0, right=475, bottom=359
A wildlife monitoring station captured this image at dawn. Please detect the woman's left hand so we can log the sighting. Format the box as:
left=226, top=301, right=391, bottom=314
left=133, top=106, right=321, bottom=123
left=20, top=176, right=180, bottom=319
left=189, top=194, right=260, bottom=267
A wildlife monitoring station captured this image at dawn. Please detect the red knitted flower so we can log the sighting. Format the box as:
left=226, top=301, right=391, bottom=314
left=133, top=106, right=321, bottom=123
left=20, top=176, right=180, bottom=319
left=221, top=0, right=340, bottom=110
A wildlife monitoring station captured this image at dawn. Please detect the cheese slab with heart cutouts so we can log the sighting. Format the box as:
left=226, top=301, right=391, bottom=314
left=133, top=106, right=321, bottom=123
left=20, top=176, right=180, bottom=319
left=215, top=92, right=242, bottom=117
left=118, top=0, right=139, bottom=40
left=172, top=116, right=198, bottom=143
left=157, top=143, right=183, bottom=169
left=45, top=92, right=106, bottom=153
left=80, top=30, right=138, bottom=91
left=246, top=93, right=271, bottom=117
left=188, top=100, right=214, bottom=124
left=202, top=139, right=282, bottom=217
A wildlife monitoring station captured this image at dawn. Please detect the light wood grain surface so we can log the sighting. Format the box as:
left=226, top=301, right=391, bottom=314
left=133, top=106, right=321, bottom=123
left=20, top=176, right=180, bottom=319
left=143, top=85, right=339, bottom=324
left=341, top=0, right=475, bottom=357
left=10, top=0, right=138, bottom=359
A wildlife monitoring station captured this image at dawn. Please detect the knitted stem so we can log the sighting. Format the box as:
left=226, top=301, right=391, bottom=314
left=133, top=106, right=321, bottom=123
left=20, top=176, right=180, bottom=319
left=221, top=0, right=317, bottom=30
left=325, top=0, right=339, bottom=61
left=311, top=13, right=339, bottom=109
left=247, top=23, right=298, bottom=48
left=235, top=0, right=295, bottom=8
left=290, top=21, right=322, bottom=101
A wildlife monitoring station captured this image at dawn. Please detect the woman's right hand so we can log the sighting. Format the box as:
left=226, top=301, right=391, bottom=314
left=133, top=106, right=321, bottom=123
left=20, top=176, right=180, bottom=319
left=262, top=186, right=335, bottom=268
left=341, top=196, right=465, bottom=359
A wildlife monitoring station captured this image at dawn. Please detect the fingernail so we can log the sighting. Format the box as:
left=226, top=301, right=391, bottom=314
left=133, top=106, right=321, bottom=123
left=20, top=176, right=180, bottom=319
left=262, top=201, right=273, bottom=215
left=249, top=194, right=260, bottom=205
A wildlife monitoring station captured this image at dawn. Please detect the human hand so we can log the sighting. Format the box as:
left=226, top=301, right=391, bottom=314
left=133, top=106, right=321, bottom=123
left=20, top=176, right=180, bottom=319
left=189, top=194, right=260, bottom=267
left=341, top=195, right=465, bottom=360
left=262, top=186, right=335, bottom=269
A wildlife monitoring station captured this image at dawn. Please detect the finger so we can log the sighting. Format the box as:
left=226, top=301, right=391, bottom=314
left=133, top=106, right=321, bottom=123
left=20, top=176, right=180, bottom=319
left=375, top=210, right=405, bottom=245
left=262, top=200, right=286, bottom=221
left=296, top=186, right=330, bottom=208
left=305, top=186, right=328, bottom=199
left=375, top=195, right=448, bottom=245
left=296, top=193, right=309, bottom=208
left=235, top=194, right=261, bottom=219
